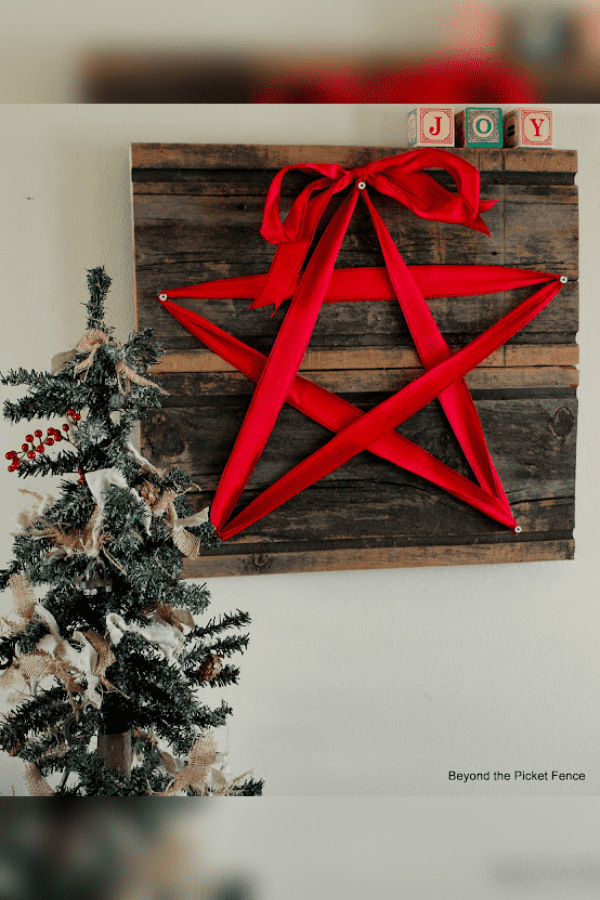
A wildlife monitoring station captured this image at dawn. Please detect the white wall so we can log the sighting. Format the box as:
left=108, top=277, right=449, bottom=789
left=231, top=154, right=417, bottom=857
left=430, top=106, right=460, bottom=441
left=0, top=104, right=598, bottom=796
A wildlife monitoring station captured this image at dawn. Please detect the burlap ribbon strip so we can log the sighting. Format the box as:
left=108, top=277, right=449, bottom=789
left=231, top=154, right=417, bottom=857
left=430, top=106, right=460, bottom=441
left=158, top=731, right=252, bottom=796
left=147, top=483, right=209, bottom=559
left=0, top=573, right=117, bottom=707
left=24, top=763, right=55, bottom=796
left=127, top=443, right=210, bottom=559
left=74, top=329, right=168, bottom=395
left=6, top=572, right=37, bottom=626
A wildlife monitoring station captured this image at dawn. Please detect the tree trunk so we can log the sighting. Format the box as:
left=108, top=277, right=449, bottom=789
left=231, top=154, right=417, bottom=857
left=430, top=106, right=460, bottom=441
left=97, top=730, right=132, bottom=777
left=98, top=693, right=133, bottom=777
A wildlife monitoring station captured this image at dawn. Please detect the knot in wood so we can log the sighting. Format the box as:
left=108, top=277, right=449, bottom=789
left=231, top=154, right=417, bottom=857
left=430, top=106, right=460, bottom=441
left=551, top=406, right=575, bottom=438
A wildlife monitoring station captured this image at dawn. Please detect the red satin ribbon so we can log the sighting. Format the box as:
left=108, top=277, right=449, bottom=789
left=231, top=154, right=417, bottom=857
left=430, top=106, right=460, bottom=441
left=252, top=150, right=495, bottom=312
left=157, top=150, right=566, bottom=539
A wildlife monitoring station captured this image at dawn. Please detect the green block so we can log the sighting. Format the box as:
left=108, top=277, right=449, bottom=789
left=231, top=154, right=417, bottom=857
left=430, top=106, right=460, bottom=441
left=455, top=108, right=503, bottom=148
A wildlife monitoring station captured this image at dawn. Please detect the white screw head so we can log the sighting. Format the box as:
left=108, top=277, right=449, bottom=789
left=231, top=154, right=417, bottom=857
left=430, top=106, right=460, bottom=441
left=559, top=276, right=568, bottom=284
left=158, top=293, right=168, bottom=301
left=357, top=181, right=366, bottom=190
left=514, top=525, right=522, bottom=534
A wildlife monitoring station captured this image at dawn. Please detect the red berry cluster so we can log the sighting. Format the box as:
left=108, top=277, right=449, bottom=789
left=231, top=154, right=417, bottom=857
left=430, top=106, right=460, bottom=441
left=5, top=409, right=81, bottom=473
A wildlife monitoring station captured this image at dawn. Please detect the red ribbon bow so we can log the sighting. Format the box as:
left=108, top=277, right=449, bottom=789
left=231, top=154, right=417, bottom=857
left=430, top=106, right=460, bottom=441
left=158, top=149, right=565, bottom=540
left=253, top=150, right=496, bottom=310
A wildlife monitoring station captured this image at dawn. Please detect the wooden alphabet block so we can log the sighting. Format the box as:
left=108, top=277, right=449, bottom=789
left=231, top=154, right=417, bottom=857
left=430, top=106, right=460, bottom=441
left=503, top=108, right=553, bottom=147
left=407, top=106, right=454, bottom=147
left=455, top=108, right=503, bottom=147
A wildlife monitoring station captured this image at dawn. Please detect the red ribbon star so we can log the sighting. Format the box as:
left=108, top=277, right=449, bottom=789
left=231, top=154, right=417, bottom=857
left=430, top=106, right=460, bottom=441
left=158, top=150, right=565, bottom=541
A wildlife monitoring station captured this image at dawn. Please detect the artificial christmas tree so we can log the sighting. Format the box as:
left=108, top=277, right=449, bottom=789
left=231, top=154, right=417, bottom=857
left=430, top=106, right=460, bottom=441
left=0, top=267, right=262, bottom=795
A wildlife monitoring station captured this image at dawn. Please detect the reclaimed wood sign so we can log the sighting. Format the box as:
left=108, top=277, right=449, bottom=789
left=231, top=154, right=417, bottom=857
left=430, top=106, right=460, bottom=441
left=131, top=144, right=578, bottom=577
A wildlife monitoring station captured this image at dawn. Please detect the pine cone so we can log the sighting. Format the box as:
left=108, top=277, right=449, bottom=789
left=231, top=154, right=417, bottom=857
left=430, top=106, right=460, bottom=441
left=195, top=654, right=223, bottom=682
left=139, top=480, right=160, bottom=507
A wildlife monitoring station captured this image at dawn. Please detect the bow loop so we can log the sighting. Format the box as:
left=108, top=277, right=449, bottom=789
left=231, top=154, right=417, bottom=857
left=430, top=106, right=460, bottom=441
left=259, top=162, right=351, bottom=245
left=360, top=149, right=496, bottom=234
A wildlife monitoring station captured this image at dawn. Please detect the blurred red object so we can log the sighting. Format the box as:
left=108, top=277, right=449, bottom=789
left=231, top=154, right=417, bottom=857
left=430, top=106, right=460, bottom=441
left=253, top=54, right=541, bottom=103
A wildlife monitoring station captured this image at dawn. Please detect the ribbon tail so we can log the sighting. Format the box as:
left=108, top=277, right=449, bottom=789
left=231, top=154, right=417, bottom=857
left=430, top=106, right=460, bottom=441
left=249, top=240, right=310, bottom=310
left=253, top=179, right=344, bottom=310
left=467, top=199, right=498, bottom=235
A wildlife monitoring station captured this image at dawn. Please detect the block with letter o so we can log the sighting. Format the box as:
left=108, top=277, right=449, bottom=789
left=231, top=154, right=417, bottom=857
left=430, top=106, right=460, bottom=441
left=455, top=108, right=502, bottom=147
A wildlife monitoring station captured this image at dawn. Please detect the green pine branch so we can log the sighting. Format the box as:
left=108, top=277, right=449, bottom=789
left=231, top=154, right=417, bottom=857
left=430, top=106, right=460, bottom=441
left=85, top=266, right=112, bottom=331
left=202, top=634, right=251, bottom=657
left=229, top=777, right=264, bottom=796
left=191, top=664, right=242, bottom=689
left=192, top=609, right=252, bottom=638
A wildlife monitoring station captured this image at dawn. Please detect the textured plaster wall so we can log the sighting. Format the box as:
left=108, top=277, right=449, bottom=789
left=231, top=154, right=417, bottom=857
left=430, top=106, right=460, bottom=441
left=0, top=104, right=598, bottom=795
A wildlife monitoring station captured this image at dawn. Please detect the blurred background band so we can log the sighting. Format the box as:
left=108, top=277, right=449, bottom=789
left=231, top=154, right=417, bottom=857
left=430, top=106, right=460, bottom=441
left=3, top=2, right=600, bottom=102
left=0, top=799, right=255, bottom=900
left=1, top=798, right=600, bottom=899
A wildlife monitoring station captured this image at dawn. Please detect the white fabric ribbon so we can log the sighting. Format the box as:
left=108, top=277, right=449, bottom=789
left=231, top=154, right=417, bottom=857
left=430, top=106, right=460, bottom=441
left=106, top=612, right=185, bottom=660
left=85, top=468, right=152, bottom=543
left=14, top=488, right=56, bottom=532
left=125, top=441, right=160, bottom=475
left=34, top=604, right=103, bottom=708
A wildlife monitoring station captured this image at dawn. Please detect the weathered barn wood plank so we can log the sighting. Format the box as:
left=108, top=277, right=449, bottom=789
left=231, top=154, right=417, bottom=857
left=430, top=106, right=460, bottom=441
left=140, top=283, right=578, bottom=347
left=154, top=365, right=579, bottom=396
left=131, top=185, right=579, bottom=224
left=141, top=397, right=577, bottom=501
left=152, top=345, right=578, bottom=374
left=131, top=144, right=577, bottom=173
left=131, top=145, right=578, bottom=574
left=181, top=539, right=575, bottom=578
left=132, top=171, right=578, bottom=195
left=171, top=490, right=574, bottom=545
left=132, top=185, right=577, bottom=275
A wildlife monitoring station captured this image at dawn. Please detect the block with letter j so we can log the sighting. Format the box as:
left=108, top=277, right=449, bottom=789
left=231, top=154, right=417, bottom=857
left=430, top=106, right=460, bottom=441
left=407, top=106, right=454, bottom=147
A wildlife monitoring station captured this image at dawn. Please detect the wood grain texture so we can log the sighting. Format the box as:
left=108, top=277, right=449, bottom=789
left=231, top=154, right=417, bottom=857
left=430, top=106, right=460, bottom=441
left=131, top=144, right=577, bottom=173
left=131, top=145, right=578, bottom=575
left=152, top=365, right=579, bottom=394
left=181, top=539, right=575, bottom=578
left=152, top=348, right=579, bottom=375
